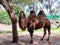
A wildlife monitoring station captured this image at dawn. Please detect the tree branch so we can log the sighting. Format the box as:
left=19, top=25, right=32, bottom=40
left=0, top=0, right=10, bottom=16
left=8, top=0, right=16, bottom=20
left=7, top=0, right=13, bottom=12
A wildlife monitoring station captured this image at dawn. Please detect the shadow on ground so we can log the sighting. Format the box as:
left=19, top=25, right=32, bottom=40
left=0, top=32, right=60, bottom=45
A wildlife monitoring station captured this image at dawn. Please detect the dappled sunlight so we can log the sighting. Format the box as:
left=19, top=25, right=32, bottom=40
left=0, top=32, right=60, bottom=45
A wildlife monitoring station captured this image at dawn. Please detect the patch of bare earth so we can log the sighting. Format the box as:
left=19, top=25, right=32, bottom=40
left=0, top=31, right=60, bottom=45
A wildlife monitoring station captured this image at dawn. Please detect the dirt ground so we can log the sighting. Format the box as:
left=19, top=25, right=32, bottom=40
left=0, top=31, right=60, bottom=45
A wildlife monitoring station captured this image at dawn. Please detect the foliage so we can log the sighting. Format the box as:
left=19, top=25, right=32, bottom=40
left=13, top=4, right=23, bottom=19
left=0, top=4, right=23, bottom=25
left=0, top=10, right=11, bottom=25
left=12, top=0, right=32, bottom=5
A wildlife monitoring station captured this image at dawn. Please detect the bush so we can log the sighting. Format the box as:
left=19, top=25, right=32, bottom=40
left=0, top=10, right=11, bottom=25
left=46, top=14, right=60, bottom=20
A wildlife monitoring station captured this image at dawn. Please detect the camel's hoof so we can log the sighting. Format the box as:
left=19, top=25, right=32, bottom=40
left=30, top=40, right=33, bottom=44
left=46, top=38, right=49, bottom=41
left=40, top=38, right=43, bottom=41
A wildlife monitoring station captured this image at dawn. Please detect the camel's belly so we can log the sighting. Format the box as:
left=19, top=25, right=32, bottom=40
left=35, top=21, right=43, bottom=30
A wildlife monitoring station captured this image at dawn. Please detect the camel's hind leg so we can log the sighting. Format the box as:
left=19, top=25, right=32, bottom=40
left=46, top=27, right=51, bottom=41
left=40, top=28, right=47, bottom=40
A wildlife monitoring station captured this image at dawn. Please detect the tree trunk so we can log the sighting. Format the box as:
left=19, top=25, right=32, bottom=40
left=0, top=0, right=18, bottom=43
left=12, top=19, right=18, bottom=43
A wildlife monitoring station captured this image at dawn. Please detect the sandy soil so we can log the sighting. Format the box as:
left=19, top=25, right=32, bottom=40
left=0, top=23, right=60, bottom=45
left=0, top=31, right=60, bottom=45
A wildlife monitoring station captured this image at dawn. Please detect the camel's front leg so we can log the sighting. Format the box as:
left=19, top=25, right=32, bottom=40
left=28, top=27, right=34, bottom=44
